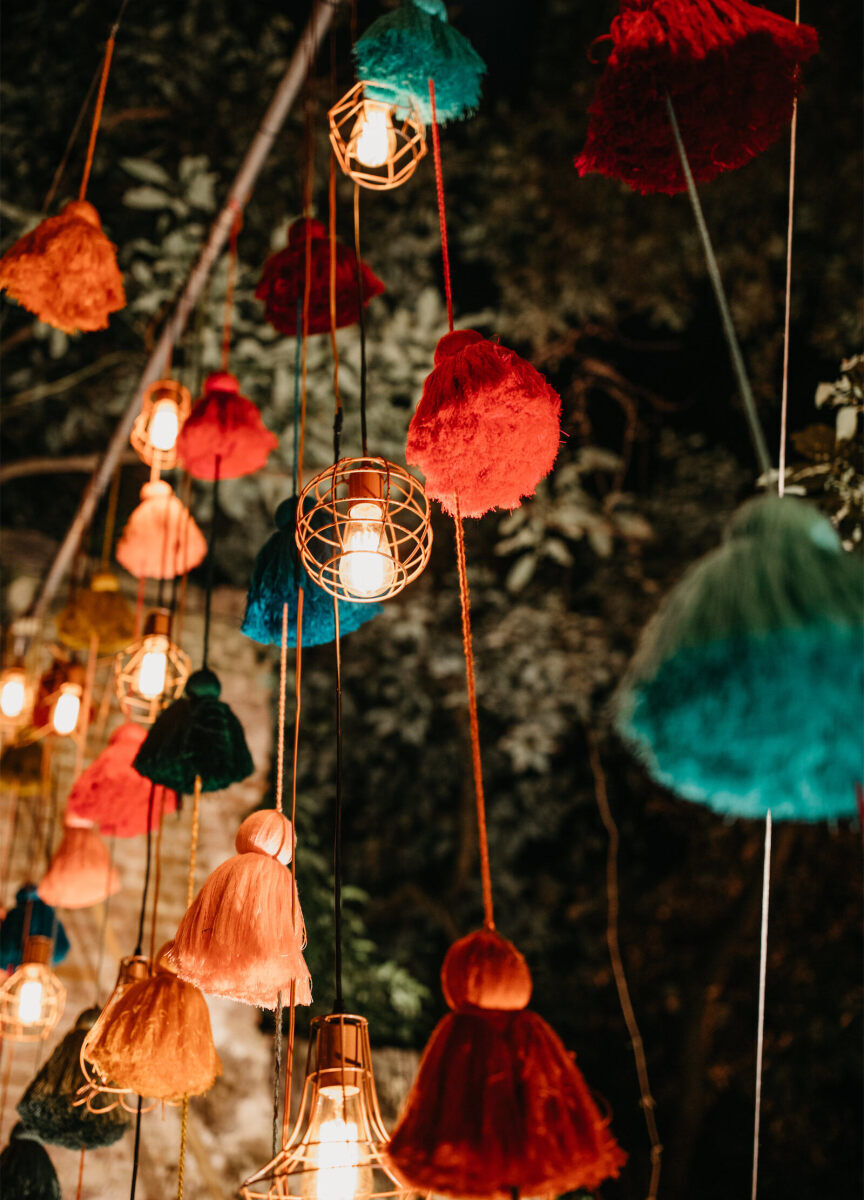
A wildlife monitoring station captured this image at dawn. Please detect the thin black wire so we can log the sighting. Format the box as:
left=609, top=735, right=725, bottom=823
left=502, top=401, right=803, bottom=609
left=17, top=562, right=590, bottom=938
left=332, top=596, right=344, bottom=1012
left=133, top=785, right=156, bottom=956
left=353, top=185, right=368, bottom=458
left=202, top=457, right=222, bottom=669
left=272, top=990, right=284, bottom=1158
left=129, top=1096, right=143, bottom=1200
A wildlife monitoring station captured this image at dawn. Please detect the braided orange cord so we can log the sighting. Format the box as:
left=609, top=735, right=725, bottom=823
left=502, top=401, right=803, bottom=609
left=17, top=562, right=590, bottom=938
left=78, top=35, right=115, bottom=201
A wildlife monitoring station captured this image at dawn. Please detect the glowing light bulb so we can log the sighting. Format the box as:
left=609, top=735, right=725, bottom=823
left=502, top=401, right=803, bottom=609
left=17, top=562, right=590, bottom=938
left=299, top=1085, right=373, bottom=1200
left=352, top=103, right=396, bottom=169
left=17, top=978, right=43, bottom=1024
left=52, top=684, right=82, bottom=736
left=136, top=636, right=169, bottom=699
left=338, top=502, right=396, bottom=599
left=149, top=399, right=180, bottom=452
left=0, top=670, right=27, bottom=719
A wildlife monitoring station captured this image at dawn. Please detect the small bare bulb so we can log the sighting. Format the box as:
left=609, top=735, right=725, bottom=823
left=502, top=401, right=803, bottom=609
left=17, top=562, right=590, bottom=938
left=352, top=102, right=397, bottom=169
left=149, top=400, right=181, bottom=453
left=338, top=501, right=396, bottom=598
left=0, top=670, right=27, bottom=719
left=52, top=684, right=82, bottom=736
left=136, top=635, right=169, bottom=700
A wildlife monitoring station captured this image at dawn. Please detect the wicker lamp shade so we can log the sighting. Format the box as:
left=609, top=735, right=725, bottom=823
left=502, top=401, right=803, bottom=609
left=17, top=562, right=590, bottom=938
left=296, top=458, right=432, bottom=603
left=76, top=954, right=155, bottom=1114
left=114, top=609, right=191, bottom=725
left=329, top=81, right=426, bottom=190
left=242, top=1013, right=414, bottom=1200
left=130, top=379, right=191, bottom=471
left=0, top=936, right=66, bottom=1043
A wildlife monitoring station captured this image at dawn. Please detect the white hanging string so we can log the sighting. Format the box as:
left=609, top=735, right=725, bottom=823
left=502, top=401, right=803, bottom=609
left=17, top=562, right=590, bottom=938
left=778, top=0, right=801, bottom=498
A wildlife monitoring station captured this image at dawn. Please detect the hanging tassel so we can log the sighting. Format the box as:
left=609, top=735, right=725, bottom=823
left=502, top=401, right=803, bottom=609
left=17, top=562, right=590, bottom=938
left=56, top=571, right=135, bottom=654
left=386, top=928, right=626, bottom=1195
left=575, top=0, right=818, bottom=195
left=82, top=946, right=222, bottom=1103
left=66, top=723, right=178, bottom=838
left=242, top=497, right=380, bottom=647
left=0, top=200, right=125, bottom=334
left=407, top=329, right=561, bottom=517
left=167, top=809, right=311, bottom=1010
left=354, top=0, right=486, bottom=124
left=256, top=218, right=384, bottom=337
left=614, top=495, right=864, bottom=818
left=0, top=1123, right=62, bottom=1199
left=0, top=887, right=70, bottom=969
left=37, top=819, right=121, bottom=909
left=16, top=1007, right=130, bottom=1148
left=176, top=371, right=278, bottom=481
left=115, top=480, right=207, bottom=580
left=132, top=668, right=253, bottom=795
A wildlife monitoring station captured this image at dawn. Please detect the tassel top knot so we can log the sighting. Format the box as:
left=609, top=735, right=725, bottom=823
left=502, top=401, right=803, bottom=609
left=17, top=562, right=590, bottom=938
left=441, top=928, right=533, bottom=1013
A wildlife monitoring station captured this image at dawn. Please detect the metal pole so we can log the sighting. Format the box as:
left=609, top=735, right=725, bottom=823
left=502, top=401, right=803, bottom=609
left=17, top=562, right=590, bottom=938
left=31, top=0, right=336, bottom=622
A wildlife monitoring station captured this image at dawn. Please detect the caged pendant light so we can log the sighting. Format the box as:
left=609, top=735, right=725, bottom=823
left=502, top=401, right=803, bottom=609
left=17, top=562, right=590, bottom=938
left=296, top=458, right=432, bottom=603
left=329, top=82, right=426, bottom=190
left=114, top=608, right=191, bottom=724
left=0, top=936, right=67, bottom=1043
left=242, top=1013, right=416, bottom=1200
left=129, top=379, right=192, bottom=472
left=76, top=954, right=156, bottom=1114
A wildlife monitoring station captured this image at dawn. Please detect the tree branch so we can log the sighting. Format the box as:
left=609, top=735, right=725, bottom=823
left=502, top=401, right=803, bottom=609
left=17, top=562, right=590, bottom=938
left=0, top=451, right=140, bottom=485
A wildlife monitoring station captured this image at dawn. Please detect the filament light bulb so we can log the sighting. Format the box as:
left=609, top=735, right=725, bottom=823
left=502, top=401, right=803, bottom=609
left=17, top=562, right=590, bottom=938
left=149, top=399, right=180, bottom=452
left=17, top=978, right=44, bottom=1024
left=338, top=502, right=396, bottom=599
left=0, top=669, right=27, bottom=719
left=52, top=683, right=82, bottom=736
left=352, top=102, right=397, bottom=169
left=136, top=636, right=169, bottom=699
left=299, top=1084, right=372, bottom=1200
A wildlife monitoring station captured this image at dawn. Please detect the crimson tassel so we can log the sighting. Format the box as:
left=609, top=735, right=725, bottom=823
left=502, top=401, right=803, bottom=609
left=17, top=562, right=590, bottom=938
left=37, top=819, right=121, bottom=909
left=167, top=810, right=312, bottom=1010
left=176, top=371, right=278, bottom=480
left=386, top=929, right=625, bottom=1197
left=0, top=200, right=125, bottom=333
left=255, top=218, right=384, bottom=336
left=575, top=0, right=818, bottom=195
left=66, top=723, right=178, bottom=837
left=407, top=330, right=561, bottom=517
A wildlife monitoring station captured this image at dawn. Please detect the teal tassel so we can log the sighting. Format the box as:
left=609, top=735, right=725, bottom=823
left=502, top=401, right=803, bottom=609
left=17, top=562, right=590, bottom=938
left=354, top=0, right=486, bottom=124
left=133, top=668, right=254, bottom=794
left=242, top=498, right=380, bottom=647
left=17, top=1008, right=130, bottom=1149
left=614, top=496, right=864, bottom=821
left=0, top=1124, right=61, bottom=1199
left=0, top=887, right=69, bottom=969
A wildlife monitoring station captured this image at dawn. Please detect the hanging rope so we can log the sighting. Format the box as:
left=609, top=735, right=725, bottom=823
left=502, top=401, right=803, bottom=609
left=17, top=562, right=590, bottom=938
left=100, top=464, right=122, bottom=572
left=329, top=157, right=343, bottom=462
left=353, top=185, right=369, bottom=457
left=78, top=0, right=131, bottom=204
left=428, top=81, right=454, bottom=334
left=176, top=1096, right=190, bottom=1200
left=93, top=834, right=116, bottom=1005
left=42, top=63, right=101, bottom=214
left=147, top=789, right=167, bottom=963
left=332, top=597, right=345, bottom=1006
left=174, top=776, right=201, bottom=1199
left=664, top=96, right=772, bottom=478
left=751, top=811, right=773, bottom=1200
left=778, top=0, right=801, bottom=498
left=75, top=1144, right=86, bottom=1200
left=201, top=455, right=222, bottom=670
left=221, top=209, right=243, bottom=371
left=133, top=785, right=156, bottom=956
left=129, top=1096, right=144, bottom=1200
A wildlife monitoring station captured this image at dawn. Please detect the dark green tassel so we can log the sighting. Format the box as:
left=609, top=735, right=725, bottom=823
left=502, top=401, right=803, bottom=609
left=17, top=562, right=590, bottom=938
left=133, top=668, right=253, bottom=794
left=0, top=1124, right=61, bottom=1199
left=17, top=1008, right=130, bottom=1149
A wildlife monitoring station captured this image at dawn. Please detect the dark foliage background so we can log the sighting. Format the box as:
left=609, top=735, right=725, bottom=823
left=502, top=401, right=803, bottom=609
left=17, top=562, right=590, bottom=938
left=1, top=1, right=861, bottom=1196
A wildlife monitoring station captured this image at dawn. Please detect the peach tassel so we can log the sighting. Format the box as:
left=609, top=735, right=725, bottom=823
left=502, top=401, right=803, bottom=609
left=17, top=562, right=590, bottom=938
left=115, top=480, right=207, bottom=580
left=37, top=817, right=121, bottom=909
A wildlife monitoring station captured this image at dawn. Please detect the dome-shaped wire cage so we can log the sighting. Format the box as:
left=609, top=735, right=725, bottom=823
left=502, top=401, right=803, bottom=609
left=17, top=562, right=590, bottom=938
left=0, top=937, right=66, bottom=1043
left=114, top=609, right=191, bottom=725
left=241, top=1013, right=418, bottom=1200
left=296, top=458, right=432, bottom=604
left=329, top=82, right=426, bottom=191
left=130, top=379, right=191, bottom=471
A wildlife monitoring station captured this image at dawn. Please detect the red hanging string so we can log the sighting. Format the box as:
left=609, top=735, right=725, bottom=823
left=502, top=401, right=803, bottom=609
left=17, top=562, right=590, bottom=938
left=428, top=79, right=454, bottom=334
left=79, top=34, right=116, bottom=202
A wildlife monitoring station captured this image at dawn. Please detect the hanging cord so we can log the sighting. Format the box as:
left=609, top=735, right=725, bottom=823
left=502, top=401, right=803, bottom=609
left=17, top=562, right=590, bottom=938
left=353, top=184, right=369, bottom=456
left=202, top=456, right=222, bottom=670
left=778, top=0, right=801, bottom=497
left=329, top=156, right=343, bottom=462
left=751, top=811, right=773, bottom=1200
left=129, top=1096, right=144, bottom=1200
left=73, top=631, right=100, bottom=777
left=664, top=96, right=772, bottom=478
left=78, top=0, right=131, bottom=202
left=75, top=1144, right=86, bottom=1200
left=270, top=599, right=291, bottom=1153
left=133, top=785, right=156, bottom=956
left=175, top=775, right=201, bottom=1200
left=100, top=464, right=122, bottom=572
left=221, top=208, right=243, bottom=371
left=428, top=80, right=454, bottom=334
left=298, top=79, right=316, bottom=479
left=42, top=63, right=100, bottom=213
left=332, top=597, right=345, bottom=1007
left=147, top=789, right=167, bottom=963
left=94, top=834, right=116, bottom=1005
left=0, top=1043, right=15, bottom=1142
left=176, top=1097, right=190, bottom=1200
left=584, top=723, right=662, bottom=1199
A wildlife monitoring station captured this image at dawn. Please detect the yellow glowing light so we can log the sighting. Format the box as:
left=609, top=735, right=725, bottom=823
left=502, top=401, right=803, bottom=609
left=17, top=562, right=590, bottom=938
left=17, top=978, right=43, bottom=1024
left=149, top=399, right=181, bottom=453
left=52, top=683, right=82, bottom=736
left=298, top=1084, right=372, bottom=1200
left=0, top=671, right=27, bottom=719
left=352, top=102, right=397, bottom=169
left=136, top=637, right=169, bottom=700
left=338, top=502, right=396, bottom=599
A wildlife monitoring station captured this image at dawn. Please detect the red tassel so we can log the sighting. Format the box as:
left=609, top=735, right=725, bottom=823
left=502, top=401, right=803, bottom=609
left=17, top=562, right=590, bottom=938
left=66, top=723, right=177, bottom=838
left=575, top=0, right=818, bottom=194
left=0, top=200, right=125, bottom=333
left=176, top=371, right=278, bottom=481
left=385, top=929, right=625, bottom=1197
left=407, top=330, right=561, bottom=518
left=37, top=819, right=121, bottom=909
left=255, top=218, right=385, bottom=336
left=167, top=810, right=312, bottom=1010
left=115, top=480, right=207, bottom=580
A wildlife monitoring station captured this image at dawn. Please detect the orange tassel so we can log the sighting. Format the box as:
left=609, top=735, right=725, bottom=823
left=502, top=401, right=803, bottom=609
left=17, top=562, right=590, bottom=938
left=0, top=200, right=125, bottom=334
left=37, top=818, right=120, bottom=909
left=167, top=810, right=312, bottom=1010
left=115, top=480, right=207, bottom=580
left=84, top=946, right=221, bottom=1103
left=386, top=929, right=626, bottom=1198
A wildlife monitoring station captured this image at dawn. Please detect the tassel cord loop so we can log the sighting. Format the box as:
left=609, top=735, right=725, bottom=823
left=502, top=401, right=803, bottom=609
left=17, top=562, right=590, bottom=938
left=664, top=95, right=771, bottom=478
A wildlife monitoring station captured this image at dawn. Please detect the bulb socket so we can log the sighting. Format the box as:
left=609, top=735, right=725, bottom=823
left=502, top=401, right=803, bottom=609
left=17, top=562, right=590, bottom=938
left=143, top=609, right=172, bottom=639
left=22, top=935, right=51, bottom=966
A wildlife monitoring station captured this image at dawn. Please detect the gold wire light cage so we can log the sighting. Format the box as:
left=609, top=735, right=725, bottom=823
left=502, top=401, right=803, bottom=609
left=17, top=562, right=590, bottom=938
left=296, top=458, right=432, bottom=604
left=130, top=379, right=191, bottom=471
left=75, top=954, right=162, bottom=1115
left=0, top=936, right=66, bottom=1043
left=329, top=82, right=426, bottom=191
left=114, top=609, right=191, bottom=725
left=241, top=1013, right=416, bottom=1200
